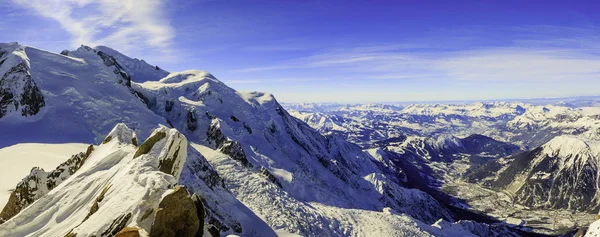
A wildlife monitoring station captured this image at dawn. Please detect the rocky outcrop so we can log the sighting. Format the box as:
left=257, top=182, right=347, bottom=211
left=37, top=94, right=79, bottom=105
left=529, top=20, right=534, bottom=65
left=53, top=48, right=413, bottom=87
left=150, top=187, right=201, bottom=237
left=219, top=141, right=252, bottom=168
left=115, top=227, right=142, bottom=237
left=0, top=145, right=94, bottom=221
left=96, top=51, right=131, bottom=87
left=0, top=61, right=45, bottom=118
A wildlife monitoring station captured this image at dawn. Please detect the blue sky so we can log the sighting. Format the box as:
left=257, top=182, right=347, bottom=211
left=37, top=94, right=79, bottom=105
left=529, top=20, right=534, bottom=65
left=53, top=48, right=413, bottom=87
left=1, top=0, right=600, bottom=103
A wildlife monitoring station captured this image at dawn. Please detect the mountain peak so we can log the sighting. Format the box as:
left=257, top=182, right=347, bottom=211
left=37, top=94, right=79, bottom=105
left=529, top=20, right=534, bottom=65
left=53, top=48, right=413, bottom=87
left=92, top=45, right=169, bottom=82
left=542, top=135, right=599, bottom=158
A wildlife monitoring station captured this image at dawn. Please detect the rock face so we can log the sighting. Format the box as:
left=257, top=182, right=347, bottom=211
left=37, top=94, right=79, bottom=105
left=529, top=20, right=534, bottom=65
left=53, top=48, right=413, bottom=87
left=134, top=127, right=188, bottom=180
left=0, top=144, right=94, bottom=221
left=150, top=186, right=201, bottom=237
left=0, top=47, right=46, bottom=119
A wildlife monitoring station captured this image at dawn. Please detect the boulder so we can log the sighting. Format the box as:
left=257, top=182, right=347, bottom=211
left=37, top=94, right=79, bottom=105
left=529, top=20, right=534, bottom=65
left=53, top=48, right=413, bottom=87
left=115, top=227, right=141, bottom=237
left=150, top=187, right=200, bottom=237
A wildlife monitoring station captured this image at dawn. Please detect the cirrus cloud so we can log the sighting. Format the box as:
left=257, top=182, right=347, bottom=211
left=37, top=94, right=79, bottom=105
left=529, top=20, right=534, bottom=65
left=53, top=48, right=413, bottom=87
left=9, top=0, right=175, bottom=50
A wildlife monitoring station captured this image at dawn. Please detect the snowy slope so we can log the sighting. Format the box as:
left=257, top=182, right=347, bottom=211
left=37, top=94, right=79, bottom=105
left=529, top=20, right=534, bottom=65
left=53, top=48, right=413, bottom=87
left=0, top=143, right=90, bottom=208
left=132, top=69, right=460, bottom=232
left=92, top=46, right=169, bottom=82
left=0, top=44, right=169, bottom=147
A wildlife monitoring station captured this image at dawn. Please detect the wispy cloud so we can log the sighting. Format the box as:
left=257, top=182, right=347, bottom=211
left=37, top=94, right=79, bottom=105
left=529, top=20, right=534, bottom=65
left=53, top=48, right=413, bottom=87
left=226, top=77, right=329, bottom=84
left=234, top=29, right=600, bottom=83
left=9, top=0, right=174, bottom=51
left=439, top=47, right=600, bottom=81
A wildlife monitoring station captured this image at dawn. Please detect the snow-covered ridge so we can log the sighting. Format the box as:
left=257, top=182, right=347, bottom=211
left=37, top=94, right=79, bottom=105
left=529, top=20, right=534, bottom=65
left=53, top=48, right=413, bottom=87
left=541, top=135, right=600, bottom=159
left=0, top=123, right=206, bottom=236
left=92, top=46, right=169, bottom=83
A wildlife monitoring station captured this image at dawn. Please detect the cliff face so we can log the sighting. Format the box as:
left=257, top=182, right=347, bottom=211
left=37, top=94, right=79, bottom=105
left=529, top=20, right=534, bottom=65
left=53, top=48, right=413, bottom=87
left=0, top=44, right=45, bottom=119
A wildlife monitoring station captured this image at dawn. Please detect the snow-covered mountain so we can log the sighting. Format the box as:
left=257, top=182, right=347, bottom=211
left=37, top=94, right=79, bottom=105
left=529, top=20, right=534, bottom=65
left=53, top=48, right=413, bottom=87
left=287, top=102, right=600, bottom=149
left=286, top=101, right=600, bottom=234
left=467, top=135, right=600, bottom=211
left=367, top=134, right=521, bottom=201
left=0, top=42, right=532, bottom=236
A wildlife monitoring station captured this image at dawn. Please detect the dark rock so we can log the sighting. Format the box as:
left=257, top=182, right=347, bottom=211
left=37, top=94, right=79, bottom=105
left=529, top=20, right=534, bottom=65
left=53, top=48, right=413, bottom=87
left=206, top=120, right=226, bottom=148
left=191, top=194, right=206, bottom=237
left=207, top=225, right=220, bottom=237
left=0, top=62, right=45, bottom=118
left=260, top=167, right=282, bottom=188
left=220, top=141, right=252, bottom=168
left=157, top=133, right=184, bottom=177
left=243, top=122, right=252, bottom=134
left=150, top=187, right=200, bottom=237
left=102, top=136, right=112, bottom=144
left=83, top=184, right=112, bottom=222
left=187, top=110, right=198, bottom=131
left=60, top=50, right=69, bottom=56
left=96, top=51, right=131, bottom=88
left=115, top=227, right=141, bottom=237
left=0, top=145, right=94, bottom=221
left=133, top=90, right=152, bottom=109
left=140, top=208, right=154, bottom=222
left=64, top=232, right=77, bottom=237
left=165, top=100, right=174, bottom=112
left=101, top=213, right=132, bottom=237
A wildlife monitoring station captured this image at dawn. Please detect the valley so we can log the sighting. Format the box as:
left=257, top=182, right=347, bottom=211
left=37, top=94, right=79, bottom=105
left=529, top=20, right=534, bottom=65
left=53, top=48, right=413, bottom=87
left=286, top=101, right=600, bottom=235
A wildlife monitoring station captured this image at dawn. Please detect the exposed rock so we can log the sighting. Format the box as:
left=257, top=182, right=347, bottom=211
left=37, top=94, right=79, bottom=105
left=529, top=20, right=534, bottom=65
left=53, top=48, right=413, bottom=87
left=115, top=227, right=141, bottom=237
left=97, top=51, right=131, bottom=87
left=243, top=122, right=252, bottom=134
left=150, top=187, right=200, bottom=237
left=140, top=209, right=154, bottom=222
left=0, top=145, right=94, bottom=221
left=83, top=184, right=112, bottom=222
left=101, top=213, right=132, bottom=237
left=207, top=225, right=220, bottom=237
left=187, top=109, right=198, bottom=131
left=64, top=232, right=77, bottom=237
left=133, top=90, right=152, bottom=109
left=158, top=132, right=187, bottom=180
left=165, top=100, right=174, bottom=112
left=60, top=50, right=69, bottom=56
left=102, top=136, right=112, bottom=144
left=190, top=194, right=206, bottom=237
left=220, top=141, right=252, bottom=168
left=133, top=131, right=166, bottom=158
left=206, top=119, right=227, bottom=148
left=0, top=61, right=45, bottom=118
left=260, top=167, right=282, bottom=188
